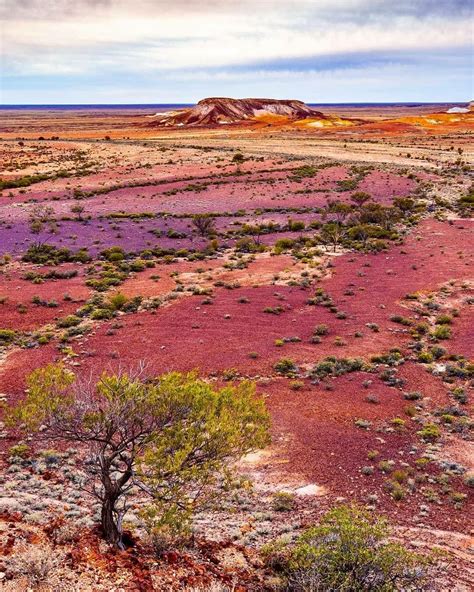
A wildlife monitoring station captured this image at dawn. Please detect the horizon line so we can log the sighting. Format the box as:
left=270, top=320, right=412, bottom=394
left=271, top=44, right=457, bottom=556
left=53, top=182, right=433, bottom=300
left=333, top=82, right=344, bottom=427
left=0, top=100, right=467, bottom=108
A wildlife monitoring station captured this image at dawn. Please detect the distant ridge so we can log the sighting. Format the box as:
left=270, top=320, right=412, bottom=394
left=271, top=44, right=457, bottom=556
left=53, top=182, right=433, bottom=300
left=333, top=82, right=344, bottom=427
left=150, top=97, right=325, bottom=127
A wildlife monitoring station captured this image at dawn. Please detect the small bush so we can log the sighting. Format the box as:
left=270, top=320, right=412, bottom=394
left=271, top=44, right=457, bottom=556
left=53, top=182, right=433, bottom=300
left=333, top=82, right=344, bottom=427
left=404, top=391, right=422, bottom=401
left=313, top=324, right=329, bottom=336
left=9, top=443, right=30, bottom=459
left=0, top=328, right=17, bottom=344
left=432, top=325, right=451, bottom=340
left=418, top=423, right=441, bottom=442
left=273, top=505, right=431, bottom=591
left=56, top=315, right=81, bottom=328
left=108, top=292, right=128, bottom=310
left=274, top=358, right=298, bottom=376
left=435, top=314, right=452, bottom=325
left=272, top=491, right=295, bottom=512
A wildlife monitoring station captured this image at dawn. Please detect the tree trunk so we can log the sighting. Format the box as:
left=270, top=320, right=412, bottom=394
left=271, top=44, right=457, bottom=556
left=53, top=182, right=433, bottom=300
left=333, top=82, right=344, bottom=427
left=101, top=494, right=124, bottom=549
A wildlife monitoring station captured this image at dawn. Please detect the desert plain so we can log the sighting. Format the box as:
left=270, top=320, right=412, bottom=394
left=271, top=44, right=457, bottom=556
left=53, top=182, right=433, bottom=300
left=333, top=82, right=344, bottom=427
left=0, top=101, right=473, bottom=590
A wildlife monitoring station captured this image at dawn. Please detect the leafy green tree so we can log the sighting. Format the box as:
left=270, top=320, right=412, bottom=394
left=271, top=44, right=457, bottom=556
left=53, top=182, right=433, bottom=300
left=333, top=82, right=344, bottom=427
left=320, top=222, right=347, bottom=252
left=8, top=364, right=269, bottom=549
left=265, top=505, right=432, bottom=591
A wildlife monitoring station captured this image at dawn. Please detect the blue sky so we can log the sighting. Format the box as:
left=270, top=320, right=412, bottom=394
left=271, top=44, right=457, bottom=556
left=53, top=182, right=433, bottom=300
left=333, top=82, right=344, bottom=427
left=1, top=0, right=472, bottom=104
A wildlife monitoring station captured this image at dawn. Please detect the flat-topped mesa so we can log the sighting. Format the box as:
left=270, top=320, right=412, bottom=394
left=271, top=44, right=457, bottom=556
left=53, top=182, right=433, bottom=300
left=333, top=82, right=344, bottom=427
left=151, top=97, right=325, bottom=127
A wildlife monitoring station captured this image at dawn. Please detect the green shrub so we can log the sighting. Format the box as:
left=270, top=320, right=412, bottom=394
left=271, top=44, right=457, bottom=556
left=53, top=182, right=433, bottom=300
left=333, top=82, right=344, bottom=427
left=435, top=314, right=452, bottom=325
left=272, top=505, right=431, bottom=591
left=418, top=423, right=441, bottom=442
left=108, top=292, right=128, bottom=311
left=432, top=325, right=451, bottom=340
left=272, top=491, right=295, bottom=512
left=101, top=246, right=125, bottom=262
left=311, top=357, right=365, bottom=379
left=8, top=443, right=30, bottom=459
left=0, top=329, right=17, bottom=344
left=418, top=351, right=433, bottom=363
left=274, top=358, right=298, bottom=376
left=90, top=308, right=114, bottom=321
left=56, top=315, right=81, bottom=329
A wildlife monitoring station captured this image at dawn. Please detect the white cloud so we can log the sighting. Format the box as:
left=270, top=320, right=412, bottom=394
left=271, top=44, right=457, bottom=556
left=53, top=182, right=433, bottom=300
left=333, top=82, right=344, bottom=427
left=1, top=0, right=471, bottom=102
left=3, top=9, right=471, bottom=76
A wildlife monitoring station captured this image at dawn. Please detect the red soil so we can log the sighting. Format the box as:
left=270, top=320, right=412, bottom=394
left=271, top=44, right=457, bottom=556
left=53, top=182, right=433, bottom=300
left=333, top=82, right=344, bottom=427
left=0, top=264, right=90, bottom=331
left=447, top=306, right=474, bottom=360
left=262, top=365, right=471, bottom=530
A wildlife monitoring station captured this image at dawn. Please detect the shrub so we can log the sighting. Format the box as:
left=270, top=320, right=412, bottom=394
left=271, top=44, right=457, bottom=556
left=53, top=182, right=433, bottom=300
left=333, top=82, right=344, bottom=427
left=311, top=357, right=365, bottom=379
left=22, top=243, right=87, bottom=265
left=0, top=329, right=17, bottom=344
left=264, top=306, right=283, bottom=315
left=8, top=443, right=30, bottom=459
left=390, top=417, right=406, bottom=430
left=451, top=387, right=468, bottom=404
left=108, top=292, right=128, bottom=311
left=275, top=505, right=431, bottom=591
left=192, top=214, right=216, bottom=237
left=404, top=391, right=422, bottom=401
left=314, top=324, right=329, bottom=336
left=272, top=491, right=295, bottom=512
left=274, top=358, right=298, bottom=376
left=288, top=219, right=305, bottom=232
left=418, top=423, right=441, bottom=442
left=378, top=460, right=395, bottom=473
left=418, top=351, right=434, bottom=363
left=90, top=308, right=114, bottom=320
left=101, top=246, right=125, bottom=262
left=463, top=472, right=474, bottom=488
left=56, top=315, right=81, bottom=328
left=435, top=314, right=452, bottom=325
left=432, top=325, right=451, bottom=340
left=5, top=547, right=63, bottom=587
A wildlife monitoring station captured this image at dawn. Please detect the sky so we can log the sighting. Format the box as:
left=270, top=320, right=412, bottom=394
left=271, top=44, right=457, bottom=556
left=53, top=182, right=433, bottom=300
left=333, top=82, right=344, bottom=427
left=1, top=0, right=473, bottom=104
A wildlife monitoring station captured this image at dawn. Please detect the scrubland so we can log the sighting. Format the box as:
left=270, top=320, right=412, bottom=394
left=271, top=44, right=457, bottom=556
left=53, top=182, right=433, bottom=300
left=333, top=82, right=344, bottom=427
left=0, top=105, right=472, bottom=590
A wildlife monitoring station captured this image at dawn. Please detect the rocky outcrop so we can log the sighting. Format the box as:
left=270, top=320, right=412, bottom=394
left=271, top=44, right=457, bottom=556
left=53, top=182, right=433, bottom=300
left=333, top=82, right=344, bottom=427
left=151, top=97, right=324, bottom=127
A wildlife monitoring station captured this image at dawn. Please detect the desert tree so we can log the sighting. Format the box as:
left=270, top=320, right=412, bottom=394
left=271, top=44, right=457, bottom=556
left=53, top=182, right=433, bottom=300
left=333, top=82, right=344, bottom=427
left=8, top=364, right=269, bottom=549
left=350, top=191, right=371, bottom=207
left=232, top=152, right=245, bottom=164
left=320, top=222, right=347, bottom=253
left=241, top=222, right=271, bottom=246
left=70, top=203, right=85, bottom=220
left=29, top=205, right=56, bottom=234
left=192, top=213, right=216, bottom=237
left=324, top=200, right=352, bottom=225
left=393, top=197, right=416, bottom=217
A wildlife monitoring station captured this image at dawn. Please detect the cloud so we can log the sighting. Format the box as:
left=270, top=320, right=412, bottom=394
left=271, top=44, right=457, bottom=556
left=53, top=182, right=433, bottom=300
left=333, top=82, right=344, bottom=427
left=1, top=0, right=472, bottom=102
